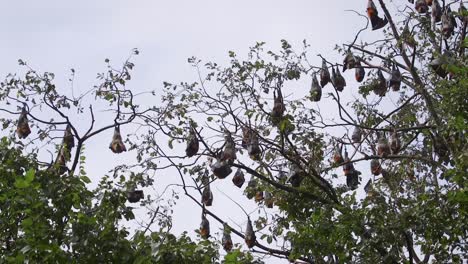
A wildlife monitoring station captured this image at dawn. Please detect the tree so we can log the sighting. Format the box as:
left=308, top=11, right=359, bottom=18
left=0, top=0, right=467, bottom=263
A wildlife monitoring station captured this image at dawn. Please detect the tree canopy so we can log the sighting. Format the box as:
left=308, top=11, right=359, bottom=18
left=0, top=0, right=467, bottom=263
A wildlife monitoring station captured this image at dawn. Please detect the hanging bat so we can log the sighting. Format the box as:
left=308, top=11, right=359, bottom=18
left=367, top=0, right=388, bottom=30
left=332, top=66, right=347, bottom=92
left=264, top=191, right=274, bottom=208
left=425, top=0, right=433, bottom=6
left=212, top=159, right=233, bottom=179
left=370, top=159, right=382, bottom=176
left=127, top=190, right=144, bottom=203
left=377, top=136, right=391, bottom=157
left=342, top=149, right=355, bottom=177
left=254, top=191, right=264, bottom=203
left=109, top=126, right=127, bottom=154
left=232, top=168, right=245, bottom=188
left=320, top=59, right=331, bottom=87
left=373, top=70, right=387, bottom=97
left=202, top=184, right=213, bottom=206
left=346, top=169, right=361, bottom=190
left=244, top=218, right=256, bottom=248
left=16, top=107, right=31, bottom=139
left=333, top=144, right=344, bottom=164
left=343, top=52, right=356, bottom=71
left=441, top=7, right=456, bottom=39
left=247, top=133, right=261, bottom=160
left=52, top=147, right=68, bottom=175
left=220, top=131, right=236, bottom=164
left=355, top=60, right=366, bottom=83
left=352, top=127, right=362, bottom=143
left=200, top=214, right=210, bottom=239
left=63, top=125, right=75, bottom=150
left=364, top=179, right=373, bottom=194
left=288, top=163, right=304, bottom=187
left=185, top=127, right=199, bottom=157
left=432, top=0, right=442, bottom=23
left=241, top=126, right=251, bottom=149
left=430, top=132, right=449, bottom=162
left=222, top=225, right=233, bottom=252
left=415, top=0, right=428, bottom=13
left=388, top=64, right=402, bottom=91
left=429, top=54, right=448, bottom=78
left=310, top=74, right=322, bottom=102
left=271, top=88, right=285, bottom=123
left=245, top=177, right=258, bottom=199
left=389, top=130, right=401, bottom=154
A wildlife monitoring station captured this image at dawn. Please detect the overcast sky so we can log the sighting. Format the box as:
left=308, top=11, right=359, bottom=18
left=0, top=1, right=383, bottom=262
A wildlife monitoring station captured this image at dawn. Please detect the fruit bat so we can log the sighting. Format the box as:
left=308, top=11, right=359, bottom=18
left=222, top=225, right=233, bottom=252
left=254, top=191, right=264, bottom=202
left=232, top=168, right=245, bottom=188
left=332, top=66, right=347, bottom=92
left=388, top=64, right=402, bottom=91
left=377, top=136, right=391, bottom=157
left=364, top=179, right=372, bottom=193
left=310, top=74, right=322, bottom=102
left=241, top=126, right=251, bottom=149
left=389, top=130, right=401, bottom=154
left=220, top=132, right=236, bottom=164
left=343, top=52, right=356, bottom=72
left=355, top=60, right=366, bottom=83
left=16, top=107, right=31, bottom=139
left=429, top=53, right=450, bottom=78
left=415, top=0, right=428, bottom=13
left=245, top=177, right=258, bottom=199
left=342, top=149, right=355, bottom=177
left=441, top=7, right=456, bottom=39
left=367, top=0, right=389, bottom=30
left=373, top=70, right=387, bottom=97
left=352, top=127, right=362, bottom=143
left=200, top=214, right=210, bottom=239
left=333, top=144, right=344, bottom=164
left=320, top=59, right=331, bottom=87
left=430, top=132, right=449, bottom=162
left=244, top=218, right=256, bottom=248
left=127, top=190, right=144, bottom=203
left=247, top=133, right=261, bottom=160
left=288, top=163, right=304, bottom=187
left=264, top=191, right=274, bottom=208
left=425, top=0, right=432, bottom=5
left=202, top=185, right=213, bottom=206
left=347, top=169, right=360, bottom=190
left=432, top=0, right=442, bottom=23
left=370, top=159, right=382, bottom=176
left=212, top=159, right=232, bottom=179
left=271, top=88, right=285, bottom=123
left=109, top=126, right=127, bottom=154
left=52, top=147, right=68, bottom=175
left=185, top=127, right=199, bottom=157
left=63, top=125, right=75, bottom=150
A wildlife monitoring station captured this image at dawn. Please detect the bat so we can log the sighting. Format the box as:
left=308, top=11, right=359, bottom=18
left=415, top=0, right=429, bottom=13
left=185, top=127, right=199, bottom=157
left=109, top=126, right=127, bottom=154
left=271, top=88, right=285, bottom=123
left=377, top=136, right=391, bottom=157
left=16, top=107, right=31, bottom=139
left=244, top=218, right=256, bottom=248
left=373, top=70, right=387, bottom=97
left=343, top=52, right=356, bottom=71
left=367, top=0, right=388, bottom=30
left=310, top=74, right=322, bottom=102
left=222, top=225, right=233, bottom=252
left=200, top=214, right=210, bottom=239
left=388, top=64, right=402, bottom=91
left=389, top=130, right=401, bottom=154
left=232, top=168, right=245, bottom=188
left=220, top=131, right=236, bottom=164
left=355, top=60, right=366, bottom=83
left=370, top=159, right=382, bottom=176
left=264, top=191, right=274, bottom=208
left=202, top=184, right=213, bottom=206
left=320, top=59, right=331, bottom=87
left=127, top=190, right=144, bottom=203
left=432, top=0, right=442, bottom=23
left=332, top=66, right=346, bottom=92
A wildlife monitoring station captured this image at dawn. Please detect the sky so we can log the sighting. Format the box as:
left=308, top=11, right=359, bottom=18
left=0, top=1, right=387, bottom=263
